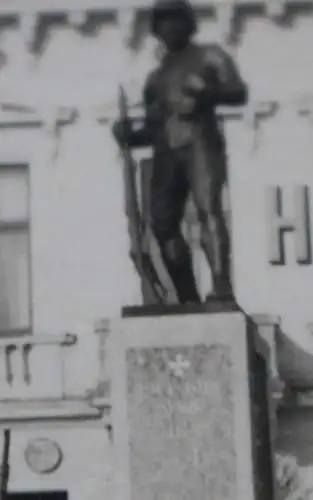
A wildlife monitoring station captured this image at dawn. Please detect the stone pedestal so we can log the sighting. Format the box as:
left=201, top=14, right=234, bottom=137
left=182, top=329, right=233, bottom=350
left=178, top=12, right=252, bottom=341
left=109, top=306, right=277, bottom=500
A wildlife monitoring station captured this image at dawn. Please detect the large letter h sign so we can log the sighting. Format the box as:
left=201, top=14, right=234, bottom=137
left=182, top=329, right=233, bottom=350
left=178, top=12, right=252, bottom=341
left=267, top=185, right=311, bottom=265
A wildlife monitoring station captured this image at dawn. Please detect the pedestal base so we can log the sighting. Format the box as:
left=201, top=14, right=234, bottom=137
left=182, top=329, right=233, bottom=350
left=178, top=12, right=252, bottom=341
left=122, top=296, right=240, bottom=317
left=109, top=310, right=276, bottom=500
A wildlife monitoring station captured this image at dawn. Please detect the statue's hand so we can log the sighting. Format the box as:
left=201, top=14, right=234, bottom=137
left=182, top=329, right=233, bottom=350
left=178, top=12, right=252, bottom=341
left=112, top=119, right=133, bottom=146
left=177, top=95, right=197, bottom=119
left=182, top=72, right=217, bottom=107
left=146, top=102, right=164, bottom=126
left=183, top=74, right=207, bottom=95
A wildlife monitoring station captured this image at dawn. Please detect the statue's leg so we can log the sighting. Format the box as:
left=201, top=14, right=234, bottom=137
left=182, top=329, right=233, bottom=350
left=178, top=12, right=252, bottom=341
left=150, top=149, right=201, bottom=304
left=190, top=141, right=233, bottom=297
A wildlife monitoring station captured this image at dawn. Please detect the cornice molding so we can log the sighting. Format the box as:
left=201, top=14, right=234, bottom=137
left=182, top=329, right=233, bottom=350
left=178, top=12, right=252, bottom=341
left=0, top=96, right=313, bottom=130
left=0, top=0, right=308, bottom=55
left=117, top=7, right=137, bottom=46
left=0, top=0, right=309, bottom=16
left=215, top=2, right=236, bottom=46
left=0, top=333, right=77, bottom=348
left=265, top=0, right=287, bottom=19
left=0, top=107, right=75, bottom=128
left=0, top=399, right=109, bottom=424
left=67, top=9, right=88, bottom=28
left=0, top=101, right=280, bottom=128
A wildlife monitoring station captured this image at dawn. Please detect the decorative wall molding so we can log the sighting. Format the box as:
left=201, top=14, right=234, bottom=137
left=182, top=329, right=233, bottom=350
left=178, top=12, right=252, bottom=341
left=265, top=0, right=287, bottom=20
left=243, top=100, right=278, bottom=151
left=25, top=437, right=63, bottom=474
left=297, top=96, right=313, bottom=124
left=117, top=8, right=137, bottom=47
left=91, top=318, right=111, bottom=403
left=0, top=0, right=308, bottom=54
left=215, top=2, right=236, bottom=45
left=0, top=106, right=75, bottom=128
left=0, top=0, right=309, bottom=17
left=0, top=399, right=106, bottom=424
left=251, top=314, right=281, bottom=326
left=306, top=322, right=313, bottom=335
left=1, top=95, right=313, bottom=130
left=97, top=99, right=280, bottom=123
left=19, top=12, right=39, bottom=52
left=67, top=10, right=88, bottom=28
left=0, top=106, right=76, bottom=162
left=0, top=333, right=77, bottom=349
left=252, top=313, right=281, bottom=377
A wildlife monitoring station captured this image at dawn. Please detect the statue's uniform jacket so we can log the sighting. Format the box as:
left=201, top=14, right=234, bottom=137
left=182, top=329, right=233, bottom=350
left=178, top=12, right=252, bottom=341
left=141, top=42, right=241, bottom=241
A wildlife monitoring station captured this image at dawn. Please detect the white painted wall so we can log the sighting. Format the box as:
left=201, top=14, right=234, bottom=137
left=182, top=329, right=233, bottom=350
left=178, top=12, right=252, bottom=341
left=5, top=425, right=112, bottom=500
left=1, top=6, right=313, bottom=493
left=0, top=17, right=143, bottom=396
left=227, top=12, right=313, bottom=356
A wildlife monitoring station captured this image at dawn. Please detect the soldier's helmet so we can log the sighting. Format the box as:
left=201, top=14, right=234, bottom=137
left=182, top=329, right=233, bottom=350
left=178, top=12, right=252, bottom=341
left=150, top=0, right=197, bottom=37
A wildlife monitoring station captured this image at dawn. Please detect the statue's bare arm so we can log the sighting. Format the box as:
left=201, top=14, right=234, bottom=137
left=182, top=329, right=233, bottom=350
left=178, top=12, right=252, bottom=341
left=204, top=45, right=248, bottom=106
left=184, top=45, right=248, bottom=108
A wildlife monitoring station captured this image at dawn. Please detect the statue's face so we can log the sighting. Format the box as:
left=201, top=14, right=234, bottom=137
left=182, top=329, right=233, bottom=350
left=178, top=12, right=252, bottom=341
left=156, top=13, right=191, bottom=51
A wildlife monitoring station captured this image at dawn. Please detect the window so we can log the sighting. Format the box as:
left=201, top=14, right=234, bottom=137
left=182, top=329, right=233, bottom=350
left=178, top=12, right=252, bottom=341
left=0, top=164, right=31, bottom=334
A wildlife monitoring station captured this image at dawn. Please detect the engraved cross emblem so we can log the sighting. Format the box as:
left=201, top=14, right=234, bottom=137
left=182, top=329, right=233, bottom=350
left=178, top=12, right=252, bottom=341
left=168, top=354, right=191, bottom=378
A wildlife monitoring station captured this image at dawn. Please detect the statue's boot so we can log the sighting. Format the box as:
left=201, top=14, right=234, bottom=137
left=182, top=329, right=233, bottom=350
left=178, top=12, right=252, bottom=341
left=200, top=215, right=234, bottom=301
left=213, top=253, right=234, bottom=299
left=164, top=254, right=201, bottom=304
left=205, top=281, right=234, bottom=303
left=159, top=235, right=201, bottom=304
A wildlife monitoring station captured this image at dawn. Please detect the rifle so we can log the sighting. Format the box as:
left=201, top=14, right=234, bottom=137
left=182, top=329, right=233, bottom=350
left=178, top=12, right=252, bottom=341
left=118, top=85, right=167, bottom=304
left=0, top=429, right=10, bottom=500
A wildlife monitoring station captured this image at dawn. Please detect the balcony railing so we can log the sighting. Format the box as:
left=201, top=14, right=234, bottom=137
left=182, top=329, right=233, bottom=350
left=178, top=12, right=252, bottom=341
left=0, top=316, right=282, bottom=428
left=0, top=333, right=77, bottom=401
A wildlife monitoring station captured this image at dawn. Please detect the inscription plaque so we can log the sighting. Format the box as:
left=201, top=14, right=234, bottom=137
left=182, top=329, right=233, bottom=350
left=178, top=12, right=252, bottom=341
left=126, top=344, right=236, bottom=500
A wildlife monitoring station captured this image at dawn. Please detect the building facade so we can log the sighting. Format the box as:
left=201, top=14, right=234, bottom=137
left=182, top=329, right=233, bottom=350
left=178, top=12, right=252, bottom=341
left=0, top=0, right=313, bottom=498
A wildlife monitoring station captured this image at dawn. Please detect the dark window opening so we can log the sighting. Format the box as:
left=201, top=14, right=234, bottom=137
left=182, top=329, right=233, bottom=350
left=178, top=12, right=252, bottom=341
left=7, top=492, right=67, bottom=500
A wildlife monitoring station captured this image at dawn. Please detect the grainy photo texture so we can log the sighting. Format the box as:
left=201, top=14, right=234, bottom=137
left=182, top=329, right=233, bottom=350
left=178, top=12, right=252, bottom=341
left=0, top=1, right=312, bottom=500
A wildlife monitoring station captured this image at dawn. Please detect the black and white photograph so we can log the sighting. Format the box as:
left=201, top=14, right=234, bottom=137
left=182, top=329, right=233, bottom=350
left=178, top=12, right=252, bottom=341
left=0, top=0, right=311, bottom=499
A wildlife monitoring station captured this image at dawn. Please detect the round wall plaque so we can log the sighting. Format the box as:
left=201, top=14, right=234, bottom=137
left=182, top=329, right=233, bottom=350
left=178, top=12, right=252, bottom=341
left=25, top=438, right=62, bottom=474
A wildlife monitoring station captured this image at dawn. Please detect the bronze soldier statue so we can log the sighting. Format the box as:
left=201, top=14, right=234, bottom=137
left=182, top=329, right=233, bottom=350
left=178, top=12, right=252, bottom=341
left=113, top=0, right=248, bottom=304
